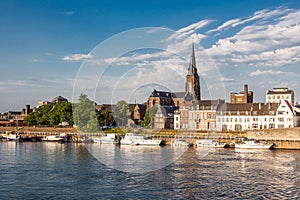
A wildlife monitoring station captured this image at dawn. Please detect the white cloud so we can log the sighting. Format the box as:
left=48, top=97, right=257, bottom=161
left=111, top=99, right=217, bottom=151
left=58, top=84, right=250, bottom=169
left=63, top=54, right=93, bottom=62
left=249, top=69, right=287, bottom=76
left=167, top=19, right=213, bottom=42
left=205, top=7, right=300, bottom=67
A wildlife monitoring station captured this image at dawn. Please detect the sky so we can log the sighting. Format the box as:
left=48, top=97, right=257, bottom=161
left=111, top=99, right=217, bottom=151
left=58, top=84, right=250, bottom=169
left=1, top=0, right=300, bottom=113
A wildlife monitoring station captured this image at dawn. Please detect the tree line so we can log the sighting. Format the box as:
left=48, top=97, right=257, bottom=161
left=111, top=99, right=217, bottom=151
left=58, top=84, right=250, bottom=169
left=24, top=94, right=157, bottom=132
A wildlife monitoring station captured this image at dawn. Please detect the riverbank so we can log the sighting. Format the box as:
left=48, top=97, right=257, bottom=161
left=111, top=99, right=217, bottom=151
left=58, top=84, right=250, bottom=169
left=0, top=126, right=78, bottom=133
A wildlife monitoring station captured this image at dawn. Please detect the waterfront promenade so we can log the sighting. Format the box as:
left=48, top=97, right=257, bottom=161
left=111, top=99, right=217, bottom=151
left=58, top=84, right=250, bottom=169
left=1, top=126, right=300, bottom=149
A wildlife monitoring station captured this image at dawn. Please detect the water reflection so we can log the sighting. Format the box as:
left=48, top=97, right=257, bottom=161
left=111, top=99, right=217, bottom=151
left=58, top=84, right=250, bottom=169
left=84, top=144, right=189, bottom=173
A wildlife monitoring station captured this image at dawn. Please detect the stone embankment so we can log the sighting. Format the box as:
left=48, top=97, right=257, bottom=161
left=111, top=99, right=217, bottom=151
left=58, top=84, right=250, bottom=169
left=247, top=128, right=300, bottom=149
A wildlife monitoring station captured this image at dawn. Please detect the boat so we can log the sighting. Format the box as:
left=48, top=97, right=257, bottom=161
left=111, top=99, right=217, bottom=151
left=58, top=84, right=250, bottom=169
left=137, top=138, right=162, bottom=146
left=120, top=133, right=141, bottom=145
left=172, top=139, right=192, bottom=147
left=120, top=133, right=162, bottom=146
left=92, top=134, right=119, bottom=144
left=4, top=133, right=21, bottom=141
left=41, top=134, right=65, bottom=142
left=235, top=139, right=274, bottom=149
left=20, top=134, right=41, bottom=142
left=195, top=139, right=227, bottom=148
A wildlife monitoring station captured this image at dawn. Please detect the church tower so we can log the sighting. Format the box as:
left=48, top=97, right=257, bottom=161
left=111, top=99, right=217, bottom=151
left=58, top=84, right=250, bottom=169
left=185, top=43, right=201, bottom=101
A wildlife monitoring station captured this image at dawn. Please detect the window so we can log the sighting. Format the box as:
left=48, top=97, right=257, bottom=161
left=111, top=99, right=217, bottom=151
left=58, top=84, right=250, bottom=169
left=278, top=111, right=284, bottom=115
left=269, top=124, right=275, bottom=128
left=252, top=124, right=258, bottom=129
left=278, top=117, right=284, bottom=122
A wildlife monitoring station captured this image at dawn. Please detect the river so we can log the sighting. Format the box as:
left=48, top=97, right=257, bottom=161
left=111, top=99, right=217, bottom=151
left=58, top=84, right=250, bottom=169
left=0, top=142, right=299, bottom=199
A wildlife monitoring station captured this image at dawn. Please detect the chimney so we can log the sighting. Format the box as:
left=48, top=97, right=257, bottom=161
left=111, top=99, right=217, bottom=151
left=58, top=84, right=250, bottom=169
left=244, top=84, right=248, bottom=94
left=25, top=105, right=31, bottom=115
left=259, top=103, right=261, bottom=110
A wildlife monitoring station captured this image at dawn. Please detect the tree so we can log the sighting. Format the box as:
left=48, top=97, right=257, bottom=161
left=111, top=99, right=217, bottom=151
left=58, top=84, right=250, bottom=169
left=96, top=106, right=115, bottom=127
left=114, top=100, right=129, bottom=127
left=73, top=93, right=99, bottom=132
left=24, top=101, right=73, bottom=126
left=141, top=106, right=158, bottom=128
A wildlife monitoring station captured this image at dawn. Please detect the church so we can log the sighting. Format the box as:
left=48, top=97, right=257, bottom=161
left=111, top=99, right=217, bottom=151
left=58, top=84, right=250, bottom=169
left=146, top=44, right=204, bottom=129
left=147, top=43, right=201, bottom=111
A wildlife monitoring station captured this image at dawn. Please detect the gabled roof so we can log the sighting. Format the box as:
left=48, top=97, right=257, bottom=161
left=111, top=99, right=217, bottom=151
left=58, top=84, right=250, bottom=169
left=218, top=102, right=280, bottom=115
left=149, top=90, right=185, bottom=99
left=149, top=90, right=173, bottom=98
left=156, top=106, right=179, bottom=117
left=51, top=96, right=68, bottom=102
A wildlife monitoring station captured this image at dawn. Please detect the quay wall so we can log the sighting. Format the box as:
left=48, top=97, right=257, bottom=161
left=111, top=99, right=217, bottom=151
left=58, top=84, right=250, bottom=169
left=246, top=128, right=300, bottom=149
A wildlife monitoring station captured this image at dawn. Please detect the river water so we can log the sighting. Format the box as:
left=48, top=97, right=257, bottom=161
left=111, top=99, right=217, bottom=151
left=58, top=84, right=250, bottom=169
left=0, top=141, right=299, bottom=199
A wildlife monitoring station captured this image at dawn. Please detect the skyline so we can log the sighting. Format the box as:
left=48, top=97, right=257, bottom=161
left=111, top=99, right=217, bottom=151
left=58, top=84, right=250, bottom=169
left=1, top=1, right=300, bottom=113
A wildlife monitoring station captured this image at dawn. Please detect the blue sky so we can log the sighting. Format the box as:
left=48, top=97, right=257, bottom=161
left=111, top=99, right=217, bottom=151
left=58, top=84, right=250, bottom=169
left=1, top=0, right=300, bottom=112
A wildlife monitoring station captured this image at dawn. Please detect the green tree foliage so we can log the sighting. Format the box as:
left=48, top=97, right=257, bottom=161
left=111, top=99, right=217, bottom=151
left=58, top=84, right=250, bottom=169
left=73, top=94, right=99, bottom=132
left=24, top=101, right=73, bottom=126
left=141, top=106, right=158, bottom=128
left=96, top=106, right=115, bottom=127
left=114, top=100, right=129, bottom=127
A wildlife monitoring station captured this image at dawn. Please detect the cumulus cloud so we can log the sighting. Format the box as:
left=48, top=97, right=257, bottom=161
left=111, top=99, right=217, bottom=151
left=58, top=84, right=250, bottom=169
left=205, top=7, right=300, bottom=67
left=63, top=54, right=93, bottom=62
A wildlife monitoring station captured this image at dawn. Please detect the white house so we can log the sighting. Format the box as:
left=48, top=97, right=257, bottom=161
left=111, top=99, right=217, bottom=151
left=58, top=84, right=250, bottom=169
left=216, top=100, right=297, bottom=131
left=266, top=87, right=294, bottom=106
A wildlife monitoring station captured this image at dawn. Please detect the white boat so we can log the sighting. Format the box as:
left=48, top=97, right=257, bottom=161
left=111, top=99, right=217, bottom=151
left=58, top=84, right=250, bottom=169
left=235, top=139, right=274, bottom=149
left=3, top=133, right=21, bottom=141
left=137, top=138, right=162, bottom=146
left=120, top=133, right=162, bottom=146
left=172, top=139, right=192, bottom=147
left=92, top=134, right=119, bottom=144
left=42, top=135, right=65, bottom=142
left=195, top=139, right=227, bottom=148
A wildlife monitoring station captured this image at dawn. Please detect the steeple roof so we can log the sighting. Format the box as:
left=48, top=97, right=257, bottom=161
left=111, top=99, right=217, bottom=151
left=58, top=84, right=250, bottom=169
left=188, top=43, right=197, bottom=75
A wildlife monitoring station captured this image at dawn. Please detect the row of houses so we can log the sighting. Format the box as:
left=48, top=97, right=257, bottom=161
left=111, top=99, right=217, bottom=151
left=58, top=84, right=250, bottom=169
left=145, top=44, right=300, bottom=132
left=152, top=86, right=300, bottom=131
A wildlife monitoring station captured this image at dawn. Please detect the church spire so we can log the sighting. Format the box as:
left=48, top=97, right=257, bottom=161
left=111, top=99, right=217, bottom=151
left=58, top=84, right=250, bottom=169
left=188, top=43, right=197, bottom=75
left=185, top=43, right=201, bottom=101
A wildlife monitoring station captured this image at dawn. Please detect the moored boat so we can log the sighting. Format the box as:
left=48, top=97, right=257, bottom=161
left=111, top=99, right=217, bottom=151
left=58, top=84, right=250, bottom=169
left=235, top=139, right=274, bottom=149
left=195, top=139, right=227, bottom=148
left=41, top=134, right=65, bottom=142
left=120, top=133, right=162, bottom=146
left=172, top=139, right=192, bottom=147
left=93, top=133, right=119, bottom=144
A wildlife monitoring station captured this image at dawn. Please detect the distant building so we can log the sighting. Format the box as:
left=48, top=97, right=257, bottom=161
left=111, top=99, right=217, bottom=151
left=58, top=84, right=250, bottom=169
left=266, top=87, right=294, bottom=106
left=154, top=106, right=178, bottom=129
left=146, top=44, right=201, bottom=111
left=174, top=99, right=224, bottom=131
left=128, top=103, right=147, bottom=126
left=216, top=101, right=299, bottom=131
left=230, top=84, right=253, bottom=104
left=37, top=101, right=50, bottom=108
left=51, top=96, right=68, bottom=103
